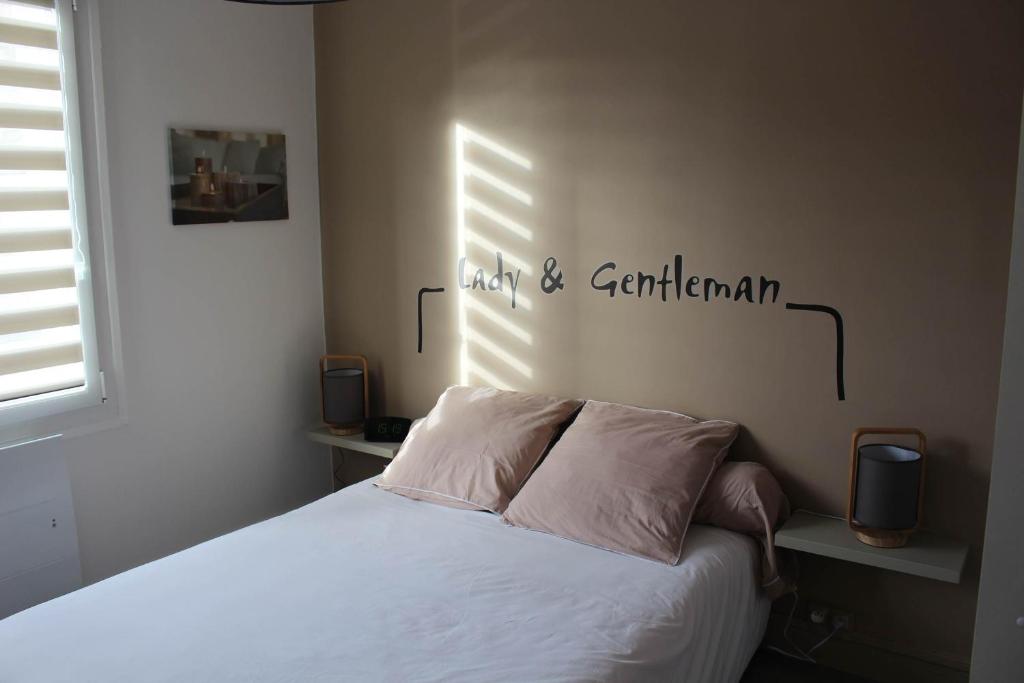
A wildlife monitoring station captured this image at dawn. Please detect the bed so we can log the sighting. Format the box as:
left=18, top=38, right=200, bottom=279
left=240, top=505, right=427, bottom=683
left=0, top=478, right=769, bottom=682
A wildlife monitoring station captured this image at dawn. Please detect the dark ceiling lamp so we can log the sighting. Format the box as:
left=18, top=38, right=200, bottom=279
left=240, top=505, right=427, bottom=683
left=225, top=1, right=348, bottom=5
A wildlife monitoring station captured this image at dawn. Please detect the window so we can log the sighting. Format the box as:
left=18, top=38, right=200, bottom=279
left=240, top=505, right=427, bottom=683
left=0, top=0, right=102, bottom=428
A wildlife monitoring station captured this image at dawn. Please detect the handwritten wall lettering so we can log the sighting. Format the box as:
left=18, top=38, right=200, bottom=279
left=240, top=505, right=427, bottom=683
left=420, top=249, right=844, bottom=401
left=588, top=255, right=780, bottom=304
left=458, top=252, right=521, bottom=309
left=541, top=257, right=564, bottom=293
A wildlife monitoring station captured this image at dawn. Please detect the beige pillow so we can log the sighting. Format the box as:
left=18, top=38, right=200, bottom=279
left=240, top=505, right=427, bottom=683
left=502, top=400, right=738, bottom=564
left=375, top=386, right=583, bottom=513
left=694, top=461, right=792, bottom=597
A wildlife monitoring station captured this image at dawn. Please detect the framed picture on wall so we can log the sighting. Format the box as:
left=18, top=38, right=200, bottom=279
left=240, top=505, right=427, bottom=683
left=167, top=127, right=288, bottom=225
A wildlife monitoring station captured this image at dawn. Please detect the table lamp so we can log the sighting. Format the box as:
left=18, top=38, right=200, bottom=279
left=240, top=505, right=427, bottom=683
left=320, top=355, right=368, bottom=436
left=847, top=427, right=926, bottom=548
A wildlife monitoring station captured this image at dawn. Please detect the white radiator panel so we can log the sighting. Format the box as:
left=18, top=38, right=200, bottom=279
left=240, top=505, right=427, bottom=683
left=0, top=435, right=82, bottom=620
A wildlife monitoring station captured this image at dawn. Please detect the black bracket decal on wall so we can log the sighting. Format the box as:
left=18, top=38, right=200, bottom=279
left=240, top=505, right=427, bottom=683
left=417, top=287, right=446, bottom=353
left=785, top=302, right=846, bottom=401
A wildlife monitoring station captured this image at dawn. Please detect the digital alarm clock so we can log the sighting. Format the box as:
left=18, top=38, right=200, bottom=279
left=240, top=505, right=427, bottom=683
left=364, top=417, right=412, bottom=443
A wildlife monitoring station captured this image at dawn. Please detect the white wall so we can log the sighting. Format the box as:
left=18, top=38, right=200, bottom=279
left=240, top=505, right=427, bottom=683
left=972, top=99, right=1024, bottom=681
left=57, top=0, right=328, bottom=584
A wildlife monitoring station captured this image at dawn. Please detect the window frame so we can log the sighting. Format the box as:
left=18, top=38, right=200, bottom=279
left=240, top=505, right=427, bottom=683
left=0, top=0, right=116, bottom=435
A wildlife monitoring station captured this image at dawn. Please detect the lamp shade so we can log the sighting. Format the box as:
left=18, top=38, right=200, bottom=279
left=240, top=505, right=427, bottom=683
left=852, top=444, right=923, bottom=530
left=323, top=368, right=364, bottom=426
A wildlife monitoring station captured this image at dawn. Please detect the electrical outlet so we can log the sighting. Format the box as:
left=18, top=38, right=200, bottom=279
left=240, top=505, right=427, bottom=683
left=809, top=603, right=829, bottom=625
left=831, top=610, right=853, bottom=631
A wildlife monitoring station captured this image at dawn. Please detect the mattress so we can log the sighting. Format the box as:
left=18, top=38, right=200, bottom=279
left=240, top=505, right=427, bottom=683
left=0, top=479, right=769, bottom=682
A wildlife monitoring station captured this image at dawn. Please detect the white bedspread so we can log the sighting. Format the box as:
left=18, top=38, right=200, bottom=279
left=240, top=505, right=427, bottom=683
left=0, top=480, right=768, bottom=682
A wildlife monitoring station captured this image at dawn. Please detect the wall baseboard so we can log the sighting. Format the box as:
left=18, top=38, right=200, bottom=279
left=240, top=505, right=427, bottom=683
left=764, top=613, right=969, bottom=683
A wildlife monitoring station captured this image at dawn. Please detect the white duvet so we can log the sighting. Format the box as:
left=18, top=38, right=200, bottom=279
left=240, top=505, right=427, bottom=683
left=0, top=479, right=768, bottom=682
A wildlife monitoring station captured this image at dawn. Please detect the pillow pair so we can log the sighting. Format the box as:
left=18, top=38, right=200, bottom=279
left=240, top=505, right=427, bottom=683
left=376, top=386, right=738, bottom=565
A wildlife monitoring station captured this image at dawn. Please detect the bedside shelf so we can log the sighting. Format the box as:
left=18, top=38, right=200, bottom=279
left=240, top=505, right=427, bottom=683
left=775, top=510, right=968, bottom=584
left=306, top=425, right=402, bottom=460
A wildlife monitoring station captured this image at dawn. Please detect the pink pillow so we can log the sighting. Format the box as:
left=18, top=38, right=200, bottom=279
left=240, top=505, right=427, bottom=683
left=694, top=461, right=792, bottom=597
left=375, top=386, right=583, bottom=513
left=502, top=400, right=739, bottom=564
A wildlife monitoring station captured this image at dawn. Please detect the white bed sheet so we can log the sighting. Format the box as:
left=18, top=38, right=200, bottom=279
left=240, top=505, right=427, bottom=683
left=0, top=479, right=768, bottom=682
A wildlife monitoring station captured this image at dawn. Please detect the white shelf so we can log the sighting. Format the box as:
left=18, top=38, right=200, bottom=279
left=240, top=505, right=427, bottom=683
left=775, top=510, right=968, bottom=584
left=306, top=425, right=402, bottom=460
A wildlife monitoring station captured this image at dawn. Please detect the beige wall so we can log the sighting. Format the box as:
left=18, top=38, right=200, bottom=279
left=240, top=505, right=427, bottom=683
left=315, top=0, right=1023, bottom=667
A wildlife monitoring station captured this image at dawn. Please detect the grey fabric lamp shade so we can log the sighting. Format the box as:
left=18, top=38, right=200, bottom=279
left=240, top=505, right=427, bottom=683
left=852, top=444, right=923, bottom=530
left=323, top=368, right=364, bottom=426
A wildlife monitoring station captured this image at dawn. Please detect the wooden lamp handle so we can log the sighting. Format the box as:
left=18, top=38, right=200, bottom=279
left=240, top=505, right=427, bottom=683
left=319, top=354, right=370, bottom=422
left=847, top=427, right=927, bottom=531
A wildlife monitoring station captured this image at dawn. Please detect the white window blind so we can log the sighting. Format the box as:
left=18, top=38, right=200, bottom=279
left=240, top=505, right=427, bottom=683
left=0, top=0, right=101, bottom=424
